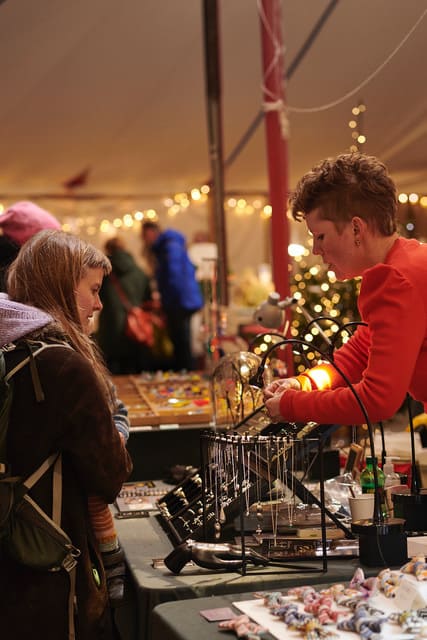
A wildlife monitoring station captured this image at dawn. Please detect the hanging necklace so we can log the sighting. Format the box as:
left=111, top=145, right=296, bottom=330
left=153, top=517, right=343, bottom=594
left=255, top=436, right=264, bottom=536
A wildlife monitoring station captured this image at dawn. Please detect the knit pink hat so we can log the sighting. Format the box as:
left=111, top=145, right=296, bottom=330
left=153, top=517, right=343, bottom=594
left=0, top=201, right=61, bottom=246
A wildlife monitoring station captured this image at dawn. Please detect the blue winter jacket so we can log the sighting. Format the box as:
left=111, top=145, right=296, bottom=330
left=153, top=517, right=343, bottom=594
left=152, top=229, right=203, bottom=312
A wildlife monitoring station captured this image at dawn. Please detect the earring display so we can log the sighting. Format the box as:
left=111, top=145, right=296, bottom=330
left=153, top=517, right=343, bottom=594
left=157, top=422, right=355, bottom=570
left=157, top=448, right=269, bottom=546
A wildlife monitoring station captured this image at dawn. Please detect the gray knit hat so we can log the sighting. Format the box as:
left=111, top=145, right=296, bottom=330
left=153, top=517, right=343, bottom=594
left=0, top=293, right=53, bottom=346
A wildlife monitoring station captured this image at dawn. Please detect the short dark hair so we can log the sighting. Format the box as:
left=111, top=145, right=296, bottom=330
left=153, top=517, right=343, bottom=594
left=289, top=152, right=397, bottom=235
left=104, top=236, right=125, bottom=255
left=142, top=221, right=160, bottom=232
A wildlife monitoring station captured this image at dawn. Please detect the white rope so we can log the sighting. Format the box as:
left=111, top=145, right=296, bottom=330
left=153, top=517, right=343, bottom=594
left=287, top=6, right=427, bottom=114
left=257, top=0, right=285, bottom=86
left=257, top=1, right=289, bottom=139
left=262, top=99, right=290, bottom=139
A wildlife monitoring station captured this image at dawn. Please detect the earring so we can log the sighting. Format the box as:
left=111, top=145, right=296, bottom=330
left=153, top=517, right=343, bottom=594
left=355, top=238, right=361, bottom=247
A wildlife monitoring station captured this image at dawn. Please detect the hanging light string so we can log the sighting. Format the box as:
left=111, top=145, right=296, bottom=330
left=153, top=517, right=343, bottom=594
left=288, top=6, right=427, bottom=114
left=348, top=101, right=367, bottom=153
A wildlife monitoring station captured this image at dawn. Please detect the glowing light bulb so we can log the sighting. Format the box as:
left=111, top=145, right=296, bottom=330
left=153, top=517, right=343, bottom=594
left=308, top=367, right=332, bottom=390
left=288, top=243, right=305, bottom=257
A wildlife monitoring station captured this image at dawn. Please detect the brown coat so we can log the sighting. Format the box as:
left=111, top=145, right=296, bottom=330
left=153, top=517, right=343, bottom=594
left=0, top=343, right=133, bottom=640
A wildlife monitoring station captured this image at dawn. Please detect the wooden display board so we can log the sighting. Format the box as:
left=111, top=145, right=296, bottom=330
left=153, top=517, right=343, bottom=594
left=112, top=373, right=216, bottom=427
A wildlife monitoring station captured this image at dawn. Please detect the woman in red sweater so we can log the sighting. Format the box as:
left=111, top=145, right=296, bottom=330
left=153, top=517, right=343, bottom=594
left=264, top=152, right=427, bottom=426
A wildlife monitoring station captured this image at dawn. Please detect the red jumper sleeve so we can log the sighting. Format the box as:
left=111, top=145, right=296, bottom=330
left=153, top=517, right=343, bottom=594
left=279, top=264, right=425, bottom=424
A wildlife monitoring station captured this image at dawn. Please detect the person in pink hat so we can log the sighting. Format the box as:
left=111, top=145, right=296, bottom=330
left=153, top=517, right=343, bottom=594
left=0, top=200, right=61, bottom=290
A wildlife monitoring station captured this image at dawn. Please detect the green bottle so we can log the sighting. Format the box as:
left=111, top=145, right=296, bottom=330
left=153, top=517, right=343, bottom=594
left=360, top=456, right=387, bottom=517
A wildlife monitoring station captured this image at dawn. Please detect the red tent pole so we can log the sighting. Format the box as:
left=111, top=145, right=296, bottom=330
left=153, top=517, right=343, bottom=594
left=260, top=0, right=290, bottom=298
left=259, top=0, right=293, bottom=372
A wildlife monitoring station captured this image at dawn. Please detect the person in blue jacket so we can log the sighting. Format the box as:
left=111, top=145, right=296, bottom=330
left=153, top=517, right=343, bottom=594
left=142, top=221, right=203, bottom=371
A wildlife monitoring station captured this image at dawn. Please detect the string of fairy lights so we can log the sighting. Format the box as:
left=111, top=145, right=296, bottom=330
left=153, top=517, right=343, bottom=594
left=348, top=100, right=367, bottom=152
left=0, top=184, right=420, bottom=240
left=34, top=189, right=273, bottom=238
left=0, top=96, right=424, bottom=238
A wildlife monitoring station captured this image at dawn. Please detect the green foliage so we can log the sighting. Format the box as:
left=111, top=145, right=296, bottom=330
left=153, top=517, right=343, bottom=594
left=289, top=258, right=361, bottom=372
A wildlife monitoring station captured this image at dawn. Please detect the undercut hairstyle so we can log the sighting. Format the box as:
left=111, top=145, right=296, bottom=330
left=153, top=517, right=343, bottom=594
left=289, top=152, right=398, bottom=236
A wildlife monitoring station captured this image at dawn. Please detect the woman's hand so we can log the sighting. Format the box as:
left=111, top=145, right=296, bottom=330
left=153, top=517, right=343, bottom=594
left=263, top=377, right=301, bottom=400
left=263, top=377, right=301, bottom=422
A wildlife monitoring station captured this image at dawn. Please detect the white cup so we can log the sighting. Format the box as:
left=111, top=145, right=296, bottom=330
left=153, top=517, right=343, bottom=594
left=349, top=494, right=375, bottom=522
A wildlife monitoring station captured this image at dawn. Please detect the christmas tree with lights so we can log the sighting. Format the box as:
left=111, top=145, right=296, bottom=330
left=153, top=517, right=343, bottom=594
left=289, top=256, right=361, bottom=373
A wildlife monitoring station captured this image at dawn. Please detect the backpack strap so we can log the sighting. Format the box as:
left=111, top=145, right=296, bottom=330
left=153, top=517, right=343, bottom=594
left=22, top=453, right=59, bottom=492
left=24, top=453, right=78, bottom=639
left=4, top=341, right=77, bottom=639
left=52, top=453, right=62, bottom=526
left=5, top=342, right=72, bottom=385
left=6, top=342, right=72, bottom=526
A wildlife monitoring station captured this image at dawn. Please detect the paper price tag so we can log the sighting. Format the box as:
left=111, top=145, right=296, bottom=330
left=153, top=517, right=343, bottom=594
left=200, top=607, right=236, bottom=622
left=394, top=575, right=427, bottom=610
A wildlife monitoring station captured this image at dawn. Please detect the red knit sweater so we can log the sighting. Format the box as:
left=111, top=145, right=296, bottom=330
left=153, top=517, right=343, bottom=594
left=279, top=237, right=427, bottom=424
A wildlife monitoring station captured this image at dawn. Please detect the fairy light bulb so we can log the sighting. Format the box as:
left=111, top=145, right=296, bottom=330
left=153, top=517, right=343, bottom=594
left=308, top=366, right=332, bottom=390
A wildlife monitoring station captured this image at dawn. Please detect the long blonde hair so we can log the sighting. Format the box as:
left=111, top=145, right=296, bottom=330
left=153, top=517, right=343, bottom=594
left=7, top=229, right=113, bottom=402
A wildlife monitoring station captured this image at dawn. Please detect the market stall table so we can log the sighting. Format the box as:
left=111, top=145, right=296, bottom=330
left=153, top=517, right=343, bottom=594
left=113, top=508, right=375, bottom=640
left=151, top=588, right=333, bottom=640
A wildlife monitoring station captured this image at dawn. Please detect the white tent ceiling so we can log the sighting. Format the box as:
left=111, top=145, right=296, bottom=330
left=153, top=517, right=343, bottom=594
left=0, top=0, right=427, bottom=281
left=1, top=0, right=427, bottom=197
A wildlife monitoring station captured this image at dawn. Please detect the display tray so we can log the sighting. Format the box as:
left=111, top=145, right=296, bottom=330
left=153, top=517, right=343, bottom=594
left=254, top=534, right=358, bottom=560
left=233, top=584, right=417, bottom=640
left=115, top=480, right=171, bottom=514
left=112, top=373, right=216, bottom=426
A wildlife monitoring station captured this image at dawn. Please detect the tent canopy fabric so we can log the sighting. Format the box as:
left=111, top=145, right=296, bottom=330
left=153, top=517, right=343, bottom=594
left=0, top=0, right=426, bottom=199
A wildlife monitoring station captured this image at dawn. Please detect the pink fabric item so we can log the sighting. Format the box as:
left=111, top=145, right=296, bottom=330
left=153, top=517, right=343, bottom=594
left=0, top=201, right=61, bottom=246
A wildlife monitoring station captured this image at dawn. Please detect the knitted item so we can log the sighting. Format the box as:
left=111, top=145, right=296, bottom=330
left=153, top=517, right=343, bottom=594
left=113, top=398, right=130, bottom=442
left=87, top=398, right=129, bottom=605
left=87, top=495, right=118, bottom=552
left=87, top=494, right=126, bottom=606
left=0, top=293, right=53, bottom=346
left=0, top=201, right=61, bottom=246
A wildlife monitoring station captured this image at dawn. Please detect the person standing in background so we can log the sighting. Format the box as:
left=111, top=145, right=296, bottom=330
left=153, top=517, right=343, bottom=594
left=96, top=236, right=154, bottom=374
left=141, top=221, right=203, bottom=371
left=0, top=200, right=61, bottom=290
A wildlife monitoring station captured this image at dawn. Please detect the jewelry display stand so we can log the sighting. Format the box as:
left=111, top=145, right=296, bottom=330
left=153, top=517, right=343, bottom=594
left=200, top=431, right=331, bottom=575
left=232, top=405, right=354, bottom=539
left=157, top=409, right=355, bottom=564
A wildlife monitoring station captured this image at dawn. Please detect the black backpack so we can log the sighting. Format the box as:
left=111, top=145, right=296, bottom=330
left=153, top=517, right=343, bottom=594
left=0, top=340, right=80, bottom=640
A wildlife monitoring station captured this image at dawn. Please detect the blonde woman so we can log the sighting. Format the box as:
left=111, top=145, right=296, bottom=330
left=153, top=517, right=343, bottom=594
left=0, top=230, right=132, bottom=639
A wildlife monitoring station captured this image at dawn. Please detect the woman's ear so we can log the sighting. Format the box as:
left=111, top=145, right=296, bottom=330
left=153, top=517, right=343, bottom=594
left=351, top=215, right=366, bottom=237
